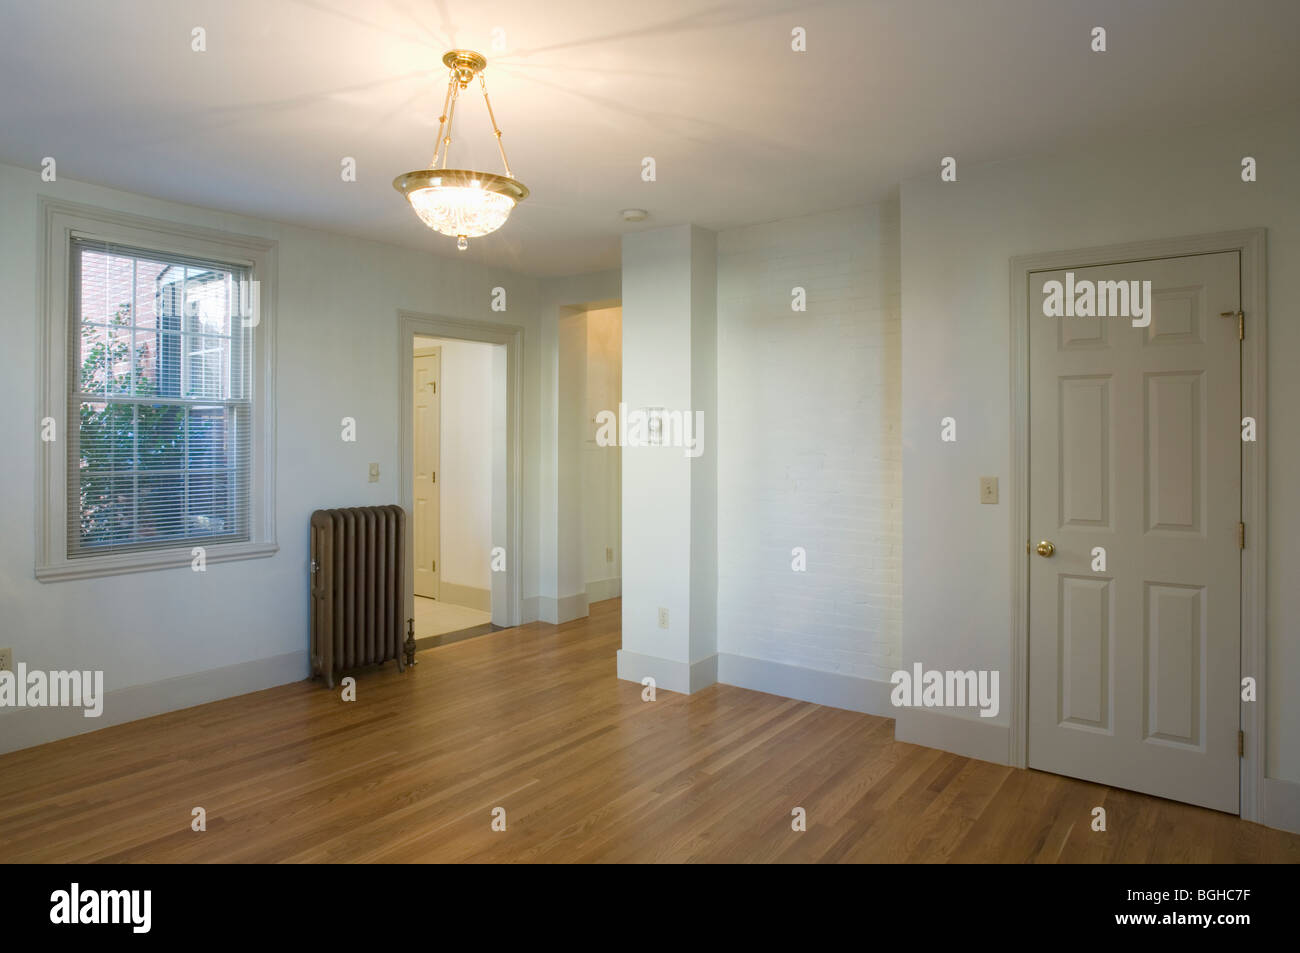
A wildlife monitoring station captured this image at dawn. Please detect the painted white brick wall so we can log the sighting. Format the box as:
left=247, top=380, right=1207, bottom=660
left=716, top=203, right=902, bottom=682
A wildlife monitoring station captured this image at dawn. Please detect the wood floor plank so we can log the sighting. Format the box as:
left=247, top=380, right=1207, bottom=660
left=0, top=598, right=1295, bottom=863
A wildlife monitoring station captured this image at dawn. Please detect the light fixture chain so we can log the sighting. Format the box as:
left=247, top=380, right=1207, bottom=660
left=397, top=51, right=527, bottom=250
left=439, top=73, right=463, bottom=169
left=429, top=69, right=456, bottom=167
left=479, top=74, right=514, bottom=179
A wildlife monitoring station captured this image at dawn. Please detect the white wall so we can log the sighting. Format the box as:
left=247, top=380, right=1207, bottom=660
left=415, top=336, right=496, bottom=598
left=0, top=162, right=542, bottom=752
left=583, top=307, right=621, bottom=595
left=714, top=204, right=902, bottom=708
left=899, top=106, right=1300, bottom=787
left=618, top=226, right=717, bottom=692
left=689, top=230, right=719, bottom=668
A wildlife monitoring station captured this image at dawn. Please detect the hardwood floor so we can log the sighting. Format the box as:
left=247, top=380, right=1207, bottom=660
left=1, top=597, right=1296, bottom=863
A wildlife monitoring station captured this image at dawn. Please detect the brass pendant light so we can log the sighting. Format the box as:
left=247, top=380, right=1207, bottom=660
left=393, top=50, right=529, bottom=250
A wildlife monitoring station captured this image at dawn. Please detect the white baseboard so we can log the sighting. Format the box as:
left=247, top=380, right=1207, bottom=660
left=893, top=706, right=1011, bottom=766
left=1263, top=777, right=1300, bottom=834
left=690, top=653, right=718, bottom=692
left=616, top=649, right=717, bottom=695
left=538, top=591, right=589, bottom=625
left=716, top=653, right=894, bottom=716
left=617, top=650, right=894, bottom=712
left=0, top=650, right=308, bottom=756
left=521, top=596, right=539, bottom=624
left=586, top=576, right=621, bottom=603
left=438, top=582, right=492, bottom=612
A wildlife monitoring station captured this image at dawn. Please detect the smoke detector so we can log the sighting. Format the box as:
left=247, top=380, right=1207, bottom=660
left=620, top=208, right=649, bottom=223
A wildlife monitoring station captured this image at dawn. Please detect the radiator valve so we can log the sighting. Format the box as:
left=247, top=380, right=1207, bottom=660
left=404, top=618, right=417, bottom=669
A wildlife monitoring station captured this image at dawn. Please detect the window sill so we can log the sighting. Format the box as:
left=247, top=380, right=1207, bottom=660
left=35, top=541, right=279, bottom=583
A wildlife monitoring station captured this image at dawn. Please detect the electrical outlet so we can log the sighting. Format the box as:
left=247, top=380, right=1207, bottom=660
left=657, top=608, right=669, bottom=629
left=368, top=462, right=380, bottom=483
left=0, top=648, right=12, bottom=672
left=979, top=476, right=999, bottom=504
left=605, top=547, right=614, bottom=563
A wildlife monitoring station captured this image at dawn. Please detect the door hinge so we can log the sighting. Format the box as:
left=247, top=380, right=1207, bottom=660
left=1237, top=522, right=1245, bottom=549
left=432, top=559, right=436, bottom=572
left=1239, top=730, right=1245, bottom=757
left=1220, top=310, right=1244, bottom=341
left=432, top=470, right=436, bottom=484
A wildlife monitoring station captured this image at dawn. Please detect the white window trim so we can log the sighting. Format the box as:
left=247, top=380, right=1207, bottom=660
left=36, top=198, right=278, bottom=581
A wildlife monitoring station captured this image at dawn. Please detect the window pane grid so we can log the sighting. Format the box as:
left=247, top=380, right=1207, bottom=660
left=69, top=239, right=253, bottom=557
left=78, top=468, right=240, bottom=478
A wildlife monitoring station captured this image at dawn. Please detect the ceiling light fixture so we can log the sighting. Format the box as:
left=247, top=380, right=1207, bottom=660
left=393, top=50, right=529, bottom=251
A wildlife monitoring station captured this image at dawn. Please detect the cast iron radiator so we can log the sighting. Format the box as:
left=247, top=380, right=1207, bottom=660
left=310, top=506, right=417, bottom=687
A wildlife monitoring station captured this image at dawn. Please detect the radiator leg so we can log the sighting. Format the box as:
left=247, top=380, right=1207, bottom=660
left=404, top=617, right=417, bottom=669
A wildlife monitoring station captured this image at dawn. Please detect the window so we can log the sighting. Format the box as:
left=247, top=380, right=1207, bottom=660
left=38, top=201, right=277, bottom=580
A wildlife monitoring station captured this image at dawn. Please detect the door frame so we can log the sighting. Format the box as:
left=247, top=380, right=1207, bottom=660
left=413, top=344, right=442, bottom=601
left=1008, top=228, right=1267, bottom=822
left=399, top=311, right=524, bottom=629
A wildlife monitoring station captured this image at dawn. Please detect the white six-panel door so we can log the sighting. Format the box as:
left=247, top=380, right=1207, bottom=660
left=413, top=349, right=441, bottom=600
left=1028, top=252, right=1241, bottom=813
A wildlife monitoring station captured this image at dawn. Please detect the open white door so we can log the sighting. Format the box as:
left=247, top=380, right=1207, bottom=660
left=413, top=347, right=441, bottom=600
left=1028, top=252, right=1241, bottom=813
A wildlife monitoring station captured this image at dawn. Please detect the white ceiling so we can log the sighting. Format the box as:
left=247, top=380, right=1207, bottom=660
left=2, top=0, right=1297, bottom=276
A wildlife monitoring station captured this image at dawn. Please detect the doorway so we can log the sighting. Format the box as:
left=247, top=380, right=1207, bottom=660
left=411, top=335, right=503, bottom=641
left=413, top=344, right=441, bottom=601
left=551, top=300, right=623, bottom=623
left=1009, top=230, right=1267, bottom=819
left=580, top=306, right=622, bottom=605
left=399, top=312, right=524, bottom=643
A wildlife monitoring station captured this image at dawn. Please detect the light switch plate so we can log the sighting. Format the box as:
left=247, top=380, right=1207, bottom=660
left=980, top=476, right=999, bottom=504
left=0, top=648, right=11, bottom=672
left=368, top=463, right=380, bottom=483
left=657, top=608, right=669, bottom=629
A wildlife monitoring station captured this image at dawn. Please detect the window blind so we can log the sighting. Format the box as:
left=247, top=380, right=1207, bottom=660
left=68, top=237, right=254, bottom=556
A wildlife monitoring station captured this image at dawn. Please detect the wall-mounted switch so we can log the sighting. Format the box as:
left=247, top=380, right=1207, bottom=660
left=0, top=648, right=12, bottom=672
left=606, top=547, right=614, bottom=563
left=657, top=608, right=669, bottom=629
left=979, top=476, right=998, bottom=504
left=368, top=463, right=380, bottom=483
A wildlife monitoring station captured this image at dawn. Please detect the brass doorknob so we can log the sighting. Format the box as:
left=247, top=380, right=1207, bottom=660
left=1036, top=540, right=1055, bottom=557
